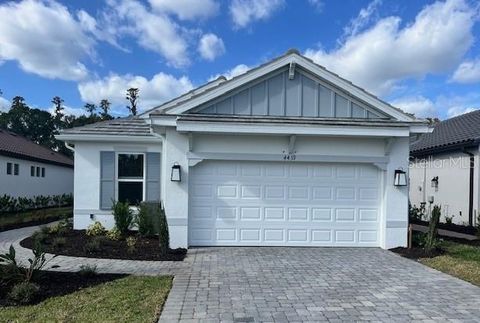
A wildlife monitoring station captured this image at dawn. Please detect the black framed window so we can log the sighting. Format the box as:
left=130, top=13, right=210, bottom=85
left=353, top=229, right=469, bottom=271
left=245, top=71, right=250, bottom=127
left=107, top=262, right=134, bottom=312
left=6, top=162, right=12, bottom=175
left=13, top=164, right=19, bottom=175
left=41, top=167, right=45, bottom=177
left=117, top=154, right=144, bottom=205
left=36, top=166, right=40, bottom=177
left=31, top=166, right=35, bottom=177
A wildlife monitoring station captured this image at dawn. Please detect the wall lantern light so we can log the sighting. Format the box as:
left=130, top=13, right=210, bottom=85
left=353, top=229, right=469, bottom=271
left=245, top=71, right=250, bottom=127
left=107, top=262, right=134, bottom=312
left=394, top=168, right=407, bottom=186
left=431, top=176, right=439, bottom=189
left=171, top=163, right=181, bottom=182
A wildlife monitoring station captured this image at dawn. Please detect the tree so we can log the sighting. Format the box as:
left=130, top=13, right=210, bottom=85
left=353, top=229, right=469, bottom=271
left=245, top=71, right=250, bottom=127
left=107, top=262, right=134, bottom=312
left=99, top=99, right=112, bottom=120
left=125, top=88, right=139, bottom=116
left=84, top=103, right=97, bottom=116
left=51, top=96, right=65, bottom=129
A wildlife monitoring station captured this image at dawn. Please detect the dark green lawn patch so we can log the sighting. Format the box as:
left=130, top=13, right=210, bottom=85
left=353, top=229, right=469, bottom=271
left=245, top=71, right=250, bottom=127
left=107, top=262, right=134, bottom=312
left=0, top=275, right=172, bottom=322
left=0, top=207, right=72, bottom=232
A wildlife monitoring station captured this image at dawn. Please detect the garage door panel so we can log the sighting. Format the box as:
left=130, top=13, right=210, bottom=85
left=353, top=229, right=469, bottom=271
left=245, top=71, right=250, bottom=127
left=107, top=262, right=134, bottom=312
left=189, top=161, right=380, bottom=247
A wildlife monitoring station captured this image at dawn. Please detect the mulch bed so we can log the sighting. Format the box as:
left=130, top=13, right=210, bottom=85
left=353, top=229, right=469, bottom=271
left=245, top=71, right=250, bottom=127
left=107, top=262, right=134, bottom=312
left=390, top=246, right=444, bottom=260
left=20, top=230, right=186, bottom=261
left=410, top=219, right=477, bottom=236
left=0, top=269, right=126, bottom=307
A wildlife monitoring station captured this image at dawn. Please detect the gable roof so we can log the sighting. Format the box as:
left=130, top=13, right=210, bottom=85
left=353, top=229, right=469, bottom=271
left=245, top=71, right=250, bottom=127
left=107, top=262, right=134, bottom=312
left=149, top=49, right=417, bottom=122
left=0, top=129, right=73, bottom=168
left=411, top=110, right=480, bottom=155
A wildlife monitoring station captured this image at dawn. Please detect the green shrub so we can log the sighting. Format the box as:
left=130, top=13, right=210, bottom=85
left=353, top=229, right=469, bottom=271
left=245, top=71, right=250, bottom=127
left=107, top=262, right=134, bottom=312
left=8, top=282, right=40, bottom=305
left=126, top=236, right=137, bottom=253
left=106, top=227, right=121, bottom=241
left=84, top=237, right=105, bottom=253
left=52, top=237, right=66, bottom=249
left=0, top=246, right=23, bottom=288
left=0, top=193, right=73, bottom=214
left=48, top=218, right=72, bottom=235
left=112, top=201, right=133, bottom=235
left=136, top=203, right=156, bottom=237
left=31, top=231, right=49, bottom=246
left=40, top=225, right=51, bottom=235
left=158, top=204, right=169, bottom=254
left=409, top=203, right=425, bottom=221
left=78, top=264, right=97, bottom=277
left=425, top=205, right=441, bottom=253
left=445, top=214, right=454, bottom=225
left=86, top=221, right=107, bottom=236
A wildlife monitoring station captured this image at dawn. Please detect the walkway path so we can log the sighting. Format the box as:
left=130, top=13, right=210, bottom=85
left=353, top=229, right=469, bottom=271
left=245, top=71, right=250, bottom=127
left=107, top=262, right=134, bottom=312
left=0, top=224, right=190, bottom=276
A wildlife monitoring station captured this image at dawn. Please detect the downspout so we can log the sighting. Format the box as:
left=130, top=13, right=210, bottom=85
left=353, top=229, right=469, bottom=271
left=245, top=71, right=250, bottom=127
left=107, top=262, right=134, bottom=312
left=463, top=149, right=475, bottom=226
left=64, top=142, right=75, bottom=152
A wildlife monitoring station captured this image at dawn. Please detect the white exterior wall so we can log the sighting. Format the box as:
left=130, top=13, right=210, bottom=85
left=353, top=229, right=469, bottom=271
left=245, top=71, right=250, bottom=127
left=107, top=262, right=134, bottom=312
left=409, top=150, right=478, bottom=225
left=72, top=141, right=162, bottom=230
left=0, top=155, right=73, bottom=198
left=163, top=133, right=410, bottom=249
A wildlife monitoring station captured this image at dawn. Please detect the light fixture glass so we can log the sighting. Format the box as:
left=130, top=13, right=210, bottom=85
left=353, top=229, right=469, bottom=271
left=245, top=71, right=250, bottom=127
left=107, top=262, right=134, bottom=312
left=171, top=163, right=181, bottom=182
left=394, top=169, right=407, bottom=186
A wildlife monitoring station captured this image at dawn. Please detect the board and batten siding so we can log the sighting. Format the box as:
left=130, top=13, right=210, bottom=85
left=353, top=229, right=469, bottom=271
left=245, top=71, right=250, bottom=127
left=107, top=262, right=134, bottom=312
left=191, top=68, right=388, bottom=119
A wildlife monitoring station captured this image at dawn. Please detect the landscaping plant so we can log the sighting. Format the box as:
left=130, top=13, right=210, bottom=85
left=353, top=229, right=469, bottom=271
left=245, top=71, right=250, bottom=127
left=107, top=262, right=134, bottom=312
left=8, top=281, right=40, bottom=305
left=86, top=221, right=107, bottom=236
left=78, top=264, right=98, bottom=277
left=126, top=236, right=137, bottom=253
left=158, top=204, right=170, bottom=254
left=424, top=205, right=441, bottom=253
left=112, top=201, right=133, bottom=235
left=106, top=227, right=121, bottom=241
left=136, top=202, right=156, bottom=237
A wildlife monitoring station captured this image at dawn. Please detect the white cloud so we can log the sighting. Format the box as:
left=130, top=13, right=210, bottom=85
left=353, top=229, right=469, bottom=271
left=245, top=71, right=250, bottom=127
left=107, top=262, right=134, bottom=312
left=0, top=96, right=9, bottom=112
left=0, top=0, right=95, bottom=81
left=451, top=58, right=480, bottom=83
left=209, top=64, right=251, bottom=81
left=390, top=96, right=437, bottom=118
left=308, top=0, right=324, bottom=12
left=446, top=106, right=477, bottom=117
left=343, top=0, right=382, bottom=38
left=198, top=33, right=225, bottom=61
left=305, top=0, right=477, bottom=96
left=78, top=72, right=194, bottom=114
left=230, top=0, right=285, bottom=29
left=104, top=0, right=190, bottom=68
left=148, top=0, right=219, bottom=20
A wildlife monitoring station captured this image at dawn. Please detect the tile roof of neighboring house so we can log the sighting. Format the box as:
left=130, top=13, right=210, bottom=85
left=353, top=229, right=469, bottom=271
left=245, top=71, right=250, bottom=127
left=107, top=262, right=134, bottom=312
left=59, top=117, right=153, bottom=137
left=411, top=109, right=480, bottom=155
left=0, top=129, right=73, bottom=168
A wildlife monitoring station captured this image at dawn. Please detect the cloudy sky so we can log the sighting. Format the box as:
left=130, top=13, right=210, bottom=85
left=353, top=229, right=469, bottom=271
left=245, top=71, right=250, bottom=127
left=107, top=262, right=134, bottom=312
left=0, top=0, right=479, bottom=118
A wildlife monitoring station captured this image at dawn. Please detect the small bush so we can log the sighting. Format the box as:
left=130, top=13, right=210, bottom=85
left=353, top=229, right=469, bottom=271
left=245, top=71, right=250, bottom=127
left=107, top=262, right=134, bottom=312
left=31, top=231, right=49, bottom=246
left=106, top=227, right=121, bottom=241
left=78, top=264, right=97, bottom=277
left=84, top=236, right=105, bottom=253
left=86, top=221, right=107, bottom=236
left=445, top=215, right=454, bottom=225
left=126, top=236, right=137, bottom=253
left=48, top=218, right=72, bottom=235
left=409, top=203, right=425, bottom=221
left=52, top=237, right=66, bottom=249
left=136, top=203, right=156, bottom=237
left=8, top=282, right=40, bottom=305
left=112, top=201, right=133, bottom=235
left=158, top=204, right=169, bottom=254
left=425, top=205, right=441, bottom=253
left=40, top=225, right=51, bottom=235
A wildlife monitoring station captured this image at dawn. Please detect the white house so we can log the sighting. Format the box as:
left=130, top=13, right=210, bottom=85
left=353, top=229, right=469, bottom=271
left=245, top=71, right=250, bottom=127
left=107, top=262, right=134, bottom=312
left=0, top=129, right=74, bottom=198
left=410, top=110, right=480, bottom=226
left=57, top=50, right=429, bottom=249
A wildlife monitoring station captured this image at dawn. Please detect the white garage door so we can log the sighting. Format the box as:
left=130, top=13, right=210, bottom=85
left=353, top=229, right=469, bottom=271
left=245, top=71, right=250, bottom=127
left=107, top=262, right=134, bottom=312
left=189, top=160, right=381, bottom=247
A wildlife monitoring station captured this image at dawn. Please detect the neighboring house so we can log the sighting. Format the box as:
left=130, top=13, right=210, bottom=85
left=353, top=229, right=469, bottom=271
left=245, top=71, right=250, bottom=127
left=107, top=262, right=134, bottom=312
left=57, top=50, right=429, bottom=249
left=410, top=110, right=480, bottom=226
left=0, top=129, right=74, bottom=198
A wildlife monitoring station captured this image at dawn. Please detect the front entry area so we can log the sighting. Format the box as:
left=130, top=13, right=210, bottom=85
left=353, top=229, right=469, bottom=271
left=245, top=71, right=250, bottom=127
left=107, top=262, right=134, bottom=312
left=188, top=160, right=382, bottom=247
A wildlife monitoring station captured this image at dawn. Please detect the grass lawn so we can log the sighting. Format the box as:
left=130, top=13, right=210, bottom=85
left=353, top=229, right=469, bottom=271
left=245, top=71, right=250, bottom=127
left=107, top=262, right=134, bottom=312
left=0, top=207, right=72, bottom=231
left=0, top=275, right=172, bottom=322
left=421, top=241, right=480, bottom=286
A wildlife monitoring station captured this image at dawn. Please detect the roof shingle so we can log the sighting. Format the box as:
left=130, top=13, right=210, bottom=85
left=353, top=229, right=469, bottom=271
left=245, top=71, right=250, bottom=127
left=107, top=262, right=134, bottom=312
left=411, top=110, right=480, bottom=154
left=60, top=117, right=153, bottom=137
left=0, top=129, right=73, bottom=167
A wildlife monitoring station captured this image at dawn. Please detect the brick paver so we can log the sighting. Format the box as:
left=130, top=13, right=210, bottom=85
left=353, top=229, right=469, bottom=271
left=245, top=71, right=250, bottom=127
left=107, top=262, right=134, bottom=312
left=160, top=247, right=480, bottom=322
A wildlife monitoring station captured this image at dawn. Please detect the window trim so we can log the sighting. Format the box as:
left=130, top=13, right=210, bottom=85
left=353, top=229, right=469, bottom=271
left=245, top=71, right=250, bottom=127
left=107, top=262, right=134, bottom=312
left=13, top=163, right=19, bottom=176
left=115, top=152, right=146, bottom=205
left=6, top=162, right=12, bottom=175
left=41, top=167, right=45, bottom=178
left=31, top=166, right=35, bottom=177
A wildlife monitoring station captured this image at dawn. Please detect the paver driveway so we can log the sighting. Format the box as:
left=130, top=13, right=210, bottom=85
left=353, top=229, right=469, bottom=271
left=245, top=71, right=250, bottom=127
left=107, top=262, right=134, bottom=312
left=160, top=247, right=480, bottom=322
